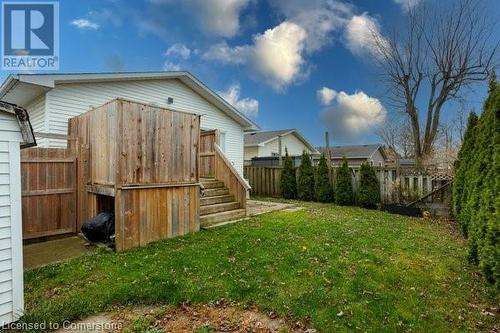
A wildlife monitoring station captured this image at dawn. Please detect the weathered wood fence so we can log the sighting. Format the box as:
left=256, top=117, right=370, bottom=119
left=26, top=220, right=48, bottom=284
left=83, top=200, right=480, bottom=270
left=21, top=148, right=77, bottom=239
left=244, top=166, right=450, bottom=204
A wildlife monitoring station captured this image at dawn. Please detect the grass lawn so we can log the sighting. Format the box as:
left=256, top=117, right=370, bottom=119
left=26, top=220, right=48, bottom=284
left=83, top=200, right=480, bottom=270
left=23, top=200, right=498, bottom=332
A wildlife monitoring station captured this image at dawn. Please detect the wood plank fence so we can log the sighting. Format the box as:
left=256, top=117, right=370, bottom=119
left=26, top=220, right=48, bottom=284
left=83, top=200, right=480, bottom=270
left=244, top=166, right=450, bottom=204
left=20, top=148, right=77, bottom=239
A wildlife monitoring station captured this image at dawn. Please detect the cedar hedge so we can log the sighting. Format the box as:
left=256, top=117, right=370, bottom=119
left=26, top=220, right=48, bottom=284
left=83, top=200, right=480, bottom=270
left=280, top=149, right=297, bottom=199
left=358, top=162, right=380, bottom=208
left=314, top=154, right=334, bottom=202
left=335, top=158, right=353, bottom=205
left=297, top=151, right=315, bottom=201
left=453, top=74, right=499, bottom=286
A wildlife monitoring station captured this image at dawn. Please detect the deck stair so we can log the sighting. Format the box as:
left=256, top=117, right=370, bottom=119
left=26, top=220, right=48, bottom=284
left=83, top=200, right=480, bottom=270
left=200, top=177, right=246, bottom=227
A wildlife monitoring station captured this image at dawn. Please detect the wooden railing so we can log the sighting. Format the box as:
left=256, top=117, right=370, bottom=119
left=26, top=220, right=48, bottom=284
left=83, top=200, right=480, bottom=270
left=199, top=130, right=217, bottom=178
left=214, top=144, right=250, bottom=209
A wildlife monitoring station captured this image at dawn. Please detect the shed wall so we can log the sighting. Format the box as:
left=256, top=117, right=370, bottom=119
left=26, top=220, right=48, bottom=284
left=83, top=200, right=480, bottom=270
left=70, top=99, right=201, bottom=251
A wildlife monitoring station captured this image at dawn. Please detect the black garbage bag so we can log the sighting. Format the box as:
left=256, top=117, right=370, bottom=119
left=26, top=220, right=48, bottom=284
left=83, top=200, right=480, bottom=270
left=81, top=212, right=115, bottom=243
left=382, top=204, right=422, bottom=217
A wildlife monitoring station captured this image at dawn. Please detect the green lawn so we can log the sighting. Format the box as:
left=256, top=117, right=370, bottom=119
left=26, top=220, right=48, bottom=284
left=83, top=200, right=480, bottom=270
left=23, top=201, right=498, bottom=332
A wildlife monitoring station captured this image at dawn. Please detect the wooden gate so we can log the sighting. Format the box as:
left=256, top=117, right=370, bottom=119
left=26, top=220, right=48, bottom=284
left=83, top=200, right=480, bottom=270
left=21, top=148, right=77, bottom=240
left=199, top=130, right=218, bottom=178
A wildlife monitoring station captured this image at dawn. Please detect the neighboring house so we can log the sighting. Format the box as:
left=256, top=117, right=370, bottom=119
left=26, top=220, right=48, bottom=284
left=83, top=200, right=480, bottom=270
left=244, top=129, right=318, bottom=163
left=0, top=102, right=36, bottom=325
left=318, top=144, right=388, bottom=167
left=385, top=158, right=417, bottom=169
left=0, top=72, right=258, bottom=176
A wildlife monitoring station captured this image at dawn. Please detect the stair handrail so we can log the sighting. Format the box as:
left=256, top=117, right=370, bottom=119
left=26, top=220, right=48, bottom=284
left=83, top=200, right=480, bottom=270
left=214, top=144, right=251, bottom=190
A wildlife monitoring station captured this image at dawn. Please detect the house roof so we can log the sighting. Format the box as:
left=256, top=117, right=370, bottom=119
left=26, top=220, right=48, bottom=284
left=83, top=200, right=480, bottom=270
left=244, top=129, right=318, bottom=153
left=317, top=144, right=386, bottom=159
left=0, top=71, right=258, bottom=131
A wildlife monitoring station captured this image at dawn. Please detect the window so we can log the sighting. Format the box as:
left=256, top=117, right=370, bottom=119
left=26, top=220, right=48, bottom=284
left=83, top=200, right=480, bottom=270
left=219, top=132, right=226, bottom=152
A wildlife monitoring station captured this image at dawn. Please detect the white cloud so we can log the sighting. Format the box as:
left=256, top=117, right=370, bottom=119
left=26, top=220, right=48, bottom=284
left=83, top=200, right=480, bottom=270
left=271, top=0, right=354, bottom=52
left=218, top=83, right=259, bottom=117
left=203, top=42, right=249, bottom=65
left=204, top=21, right=307, bottom=91
left=249, top=22, right=307, bottom=90
left=163, top=61, right=181, bottom=71
left=317, top=87, right=337, bottom=105
left=393, top=0, right=422, bottom=12
left=70, top=18, right=99, bottom=30
left=203, top=1, right=358, bottom=90
left=149, top=0, right=250, bottom=37
left=192, top=0, right=250, bottom=37
left=344, top=13, right=387, bottom=58
left=165, top=43, right=191, bottom=59
left=319, top=89, right=386, bottom=139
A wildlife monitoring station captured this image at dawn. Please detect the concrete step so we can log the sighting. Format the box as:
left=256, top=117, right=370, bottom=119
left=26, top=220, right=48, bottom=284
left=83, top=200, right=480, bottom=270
left=201, top=201, right=240, bottom=215
left=201, top=194, right=234, bottom=206
left=200, top=209, right=247, bottom=227
left=202, top=187, right=229, bottom=197
left=200, top=180, right=225, bottom=189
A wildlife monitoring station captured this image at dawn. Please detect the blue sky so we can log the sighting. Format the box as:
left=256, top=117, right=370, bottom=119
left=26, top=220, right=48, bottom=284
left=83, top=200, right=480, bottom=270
left=1, top=0, right=499, bottom=147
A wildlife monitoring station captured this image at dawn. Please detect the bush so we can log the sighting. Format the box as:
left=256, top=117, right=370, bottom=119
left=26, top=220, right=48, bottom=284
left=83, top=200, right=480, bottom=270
left=297, top=151, right=315, bottom=201
left=452, top=111, right=478, bottom=235
left=358, top=162, right=380, bottom=208
left=335, top=158, right=353, bottom=205
left=454, top=74, right=499, bottom=286
left=314, top=154, right=334, bottom=202
left=280, top=149, right=296, bottom=199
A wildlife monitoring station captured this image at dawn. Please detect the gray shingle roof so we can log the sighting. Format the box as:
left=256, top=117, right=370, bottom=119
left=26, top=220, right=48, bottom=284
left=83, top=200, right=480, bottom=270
left=244, top=129, right=294, bottom=146
left=317, top=144, right=383, bottom=159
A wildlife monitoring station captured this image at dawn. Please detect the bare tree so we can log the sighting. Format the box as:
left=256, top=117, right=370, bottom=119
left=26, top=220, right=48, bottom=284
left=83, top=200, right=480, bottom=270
left=373, top=0, right=497, bottom=163
left=454, top=108, right=469, bottom=143
left=376, top=118, right=414, bottom=159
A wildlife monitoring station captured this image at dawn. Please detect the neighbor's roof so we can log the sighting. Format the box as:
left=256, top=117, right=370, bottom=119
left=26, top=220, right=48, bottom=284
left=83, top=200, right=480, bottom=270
left=245, top=129, right=318, bottom=153
left=0, top=71, right=258, bottom=131
left=318, top=144, right=386, bottom=159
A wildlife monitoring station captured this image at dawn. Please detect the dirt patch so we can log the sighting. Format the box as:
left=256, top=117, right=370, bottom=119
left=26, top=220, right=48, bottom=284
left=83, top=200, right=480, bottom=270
left=59, top=301, right=315, bottom=333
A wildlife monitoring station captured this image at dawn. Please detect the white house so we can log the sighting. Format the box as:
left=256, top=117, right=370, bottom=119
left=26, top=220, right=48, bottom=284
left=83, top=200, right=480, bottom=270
left=244, top=129, right=318, bottom=162
left=0, top=102, right=36, bottom=325
left=0, top=72, right=258, bottom=176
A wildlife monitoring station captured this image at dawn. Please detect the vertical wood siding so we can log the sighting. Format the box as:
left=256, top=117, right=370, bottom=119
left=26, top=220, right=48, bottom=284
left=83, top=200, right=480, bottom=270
left=70, top=99, right=201, bottom=251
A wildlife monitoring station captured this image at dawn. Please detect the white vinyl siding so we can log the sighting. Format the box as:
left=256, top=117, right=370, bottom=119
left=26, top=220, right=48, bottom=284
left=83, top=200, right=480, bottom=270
left=42, top=79, right=245, bottom=175
left=25, top=95, right=48, bottom=147
left=244, top=146, right=258, bottom=161
left=0, top=112, right=24, bottom=325
left=25, top=95, right=45, bottom=132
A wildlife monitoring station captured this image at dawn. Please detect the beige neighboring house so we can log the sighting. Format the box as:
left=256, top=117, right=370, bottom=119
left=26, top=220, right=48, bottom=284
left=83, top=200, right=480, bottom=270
left=244, top=129, right=318, bottom=163
left=318, top=144, right=388, bottom=167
